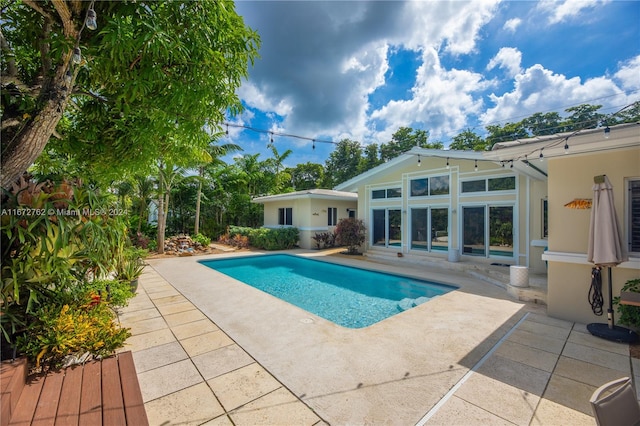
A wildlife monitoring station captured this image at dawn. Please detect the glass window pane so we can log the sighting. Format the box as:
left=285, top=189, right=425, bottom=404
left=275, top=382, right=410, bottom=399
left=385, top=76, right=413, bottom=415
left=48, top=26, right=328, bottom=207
left=463, top=206, right=485, bottom=256
left=430, top=176, right=450, bottom=195
left=372, top=189, right=385, bottom=199
left=431, top=208, right=448, bottom=251
left=489, top=206, right=513, bottom=257
left=410, top=178, right=428, bottom=197
left=285, top=207, right=293, bottom=225
left=411, top=209, right=428, bottom=250
left=373, top=210, right=386, bottom=246
left=388, top=210, right=402, bottom=246
left=387, top=188, right=402, bottom=198
left=462, top=180, right=486, bottom=193
left=488, top=176, right=516, bottom=191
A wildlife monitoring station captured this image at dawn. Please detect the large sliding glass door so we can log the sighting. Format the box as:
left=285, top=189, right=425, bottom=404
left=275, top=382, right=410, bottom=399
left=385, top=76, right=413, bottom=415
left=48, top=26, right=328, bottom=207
left=462, top=205, right=514, bottom=258
left=463, top=207, right=486, bottom=256
left=372, top=209, right=402, bottom=248
left=411, top=208, right=448, bottom=252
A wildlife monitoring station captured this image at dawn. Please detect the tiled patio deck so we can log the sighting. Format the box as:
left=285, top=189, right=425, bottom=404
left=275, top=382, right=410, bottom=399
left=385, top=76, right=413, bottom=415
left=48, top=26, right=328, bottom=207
left=117, top=252, right=638, bottom=425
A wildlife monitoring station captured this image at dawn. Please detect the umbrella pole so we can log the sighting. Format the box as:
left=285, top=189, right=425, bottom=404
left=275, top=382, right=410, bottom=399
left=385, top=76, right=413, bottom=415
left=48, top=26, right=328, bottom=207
left=588, top=266, right=638, bottom=343
left=607, top=267, right=614, bottom=329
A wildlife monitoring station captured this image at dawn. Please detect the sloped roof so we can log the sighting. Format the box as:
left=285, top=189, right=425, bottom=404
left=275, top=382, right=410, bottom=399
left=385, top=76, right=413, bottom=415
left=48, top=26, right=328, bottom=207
left=252, top=189, right=357, bottom=203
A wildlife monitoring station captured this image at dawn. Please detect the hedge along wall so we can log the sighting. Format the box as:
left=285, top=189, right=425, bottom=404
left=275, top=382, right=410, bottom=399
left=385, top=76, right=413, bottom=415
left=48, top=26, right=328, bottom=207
left=227, top=226, right=299, bottom=250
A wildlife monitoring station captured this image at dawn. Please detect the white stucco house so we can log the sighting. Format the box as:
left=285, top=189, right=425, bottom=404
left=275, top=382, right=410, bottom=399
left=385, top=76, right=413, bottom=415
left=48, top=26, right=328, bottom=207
left=252, top=189, right=358, bottom=249
left=334, top=122, right=640, bottom=324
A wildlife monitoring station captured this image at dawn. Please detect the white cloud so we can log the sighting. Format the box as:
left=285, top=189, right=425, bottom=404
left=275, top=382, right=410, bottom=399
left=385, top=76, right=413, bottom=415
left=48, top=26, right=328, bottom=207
left=371, top=47, right=488, bottom=141
left=481, top=63, right=627, bottom=126
left=503, top=18, right=522, bottom=32
left=536, top=0, right=606, bottom=24
left=614, top=55, right=640, bottom=92
left=487, top=47, right=523, bottom=78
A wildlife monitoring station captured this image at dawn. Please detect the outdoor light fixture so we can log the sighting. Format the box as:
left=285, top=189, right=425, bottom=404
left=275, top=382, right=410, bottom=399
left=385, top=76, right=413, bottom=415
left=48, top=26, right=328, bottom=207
left=446, top=157, right=450, bottom=169
left=72, top=47, right=82, bottom=64
left=604, top=126, right=610, bottom=139
left=86, top=9, right=97, bottom=30
left=474, top=159, right=478, bottom=172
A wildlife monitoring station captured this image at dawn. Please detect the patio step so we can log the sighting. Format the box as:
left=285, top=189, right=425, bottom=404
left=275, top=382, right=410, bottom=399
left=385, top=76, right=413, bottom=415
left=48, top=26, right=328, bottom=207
left=1, top=351, right=148, bottom=426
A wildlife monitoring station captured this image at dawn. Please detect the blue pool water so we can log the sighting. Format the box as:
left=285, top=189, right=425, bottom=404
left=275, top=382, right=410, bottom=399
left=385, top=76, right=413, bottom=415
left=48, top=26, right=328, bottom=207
left=199, top=254, right=456, bottom=328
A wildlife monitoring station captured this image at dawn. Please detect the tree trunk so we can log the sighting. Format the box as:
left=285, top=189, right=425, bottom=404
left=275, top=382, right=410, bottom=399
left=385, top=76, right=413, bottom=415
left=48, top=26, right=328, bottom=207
left=157, top=172, right=165, bottom=254
left=194, top=168, right=203, bottom=235
left=1, top=79, right=71, bottom=188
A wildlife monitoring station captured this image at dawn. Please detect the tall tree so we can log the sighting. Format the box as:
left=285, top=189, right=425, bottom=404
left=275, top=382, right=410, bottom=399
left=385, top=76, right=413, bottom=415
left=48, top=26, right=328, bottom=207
left=288, top=162, right=325, bottom=190
left=323, top=139, right=363, bottom=188
left=562, top=104, right=604, bottom=131
left=449, top=129, right=486, bottom=151
left=379, top=127, right=442, bottom=161
left=194, top=139, right=242, bottom=235
left=521, top=112, right=563, bottom=136
left=1, top=1, right=259, bottom=187
left=358, top=143, right=382, bottom=173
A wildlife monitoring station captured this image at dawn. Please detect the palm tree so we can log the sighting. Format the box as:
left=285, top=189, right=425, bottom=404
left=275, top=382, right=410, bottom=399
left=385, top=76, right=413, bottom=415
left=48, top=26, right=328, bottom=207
left=194, top=140, right=242, bottom=235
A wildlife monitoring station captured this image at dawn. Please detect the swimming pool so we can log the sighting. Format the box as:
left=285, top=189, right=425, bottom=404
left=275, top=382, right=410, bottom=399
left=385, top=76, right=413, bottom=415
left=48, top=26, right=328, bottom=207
left=199, top=254, right=456, bottom=328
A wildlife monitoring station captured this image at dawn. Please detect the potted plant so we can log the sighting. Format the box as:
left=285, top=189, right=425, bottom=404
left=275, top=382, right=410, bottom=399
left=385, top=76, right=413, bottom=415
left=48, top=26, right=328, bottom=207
left=115, top=248, right=146, bottom=292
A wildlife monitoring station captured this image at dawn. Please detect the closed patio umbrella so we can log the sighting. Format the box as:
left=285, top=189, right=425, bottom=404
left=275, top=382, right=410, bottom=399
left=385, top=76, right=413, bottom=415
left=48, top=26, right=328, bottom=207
left=586, top=175, right=637, bottom=342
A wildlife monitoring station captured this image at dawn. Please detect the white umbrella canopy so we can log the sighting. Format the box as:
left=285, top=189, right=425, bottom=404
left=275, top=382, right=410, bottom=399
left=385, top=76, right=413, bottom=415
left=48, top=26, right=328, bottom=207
left=587, top=175, right=627, bottom=267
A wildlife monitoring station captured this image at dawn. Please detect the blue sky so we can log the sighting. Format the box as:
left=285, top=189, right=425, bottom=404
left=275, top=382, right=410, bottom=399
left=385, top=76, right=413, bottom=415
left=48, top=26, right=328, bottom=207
left=225, top=0, right=640, bottom=168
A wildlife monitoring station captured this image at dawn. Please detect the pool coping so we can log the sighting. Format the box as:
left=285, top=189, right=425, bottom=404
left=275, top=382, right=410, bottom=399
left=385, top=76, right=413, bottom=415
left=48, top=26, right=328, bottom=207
left=119, top=248, right=633, bottom=425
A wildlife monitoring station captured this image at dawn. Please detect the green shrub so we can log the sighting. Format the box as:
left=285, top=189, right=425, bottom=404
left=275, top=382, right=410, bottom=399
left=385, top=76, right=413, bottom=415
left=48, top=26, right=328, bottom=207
left=192, top=233, right=211, bottom=247
left=226, top=226, right=299, bottom=250
left=82, top=279, right=133, bottom=308
left=614, top=278, right=640, bottom=329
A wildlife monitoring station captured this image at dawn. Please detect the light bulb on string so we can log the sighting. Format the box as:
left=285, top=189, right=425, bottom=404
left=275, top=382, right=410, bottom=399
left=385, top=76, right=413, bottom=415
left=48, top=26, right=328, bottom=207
left=474, top=159, right=478, bottom=172
left=270, top=133, right=274, bottom=144
left=564, top=138, right=569, bottom=154
left=446, top=157, right=450, bottom=169
left=225, top=124, right=229, bottom=136
left=539, top=149, right=544, bottom=162
left=72, top=47, right=82, bottom=64
left=525, top=155, right=529, bottom=167
left=510, top=161, right=514, bottom=169
left=86, top=9, right=97, bottom=30
left=604, top=126, right=610, bottom=139
left=312, top=140, right=315, bottom=150
left=417, top=155, right=421, bottom=167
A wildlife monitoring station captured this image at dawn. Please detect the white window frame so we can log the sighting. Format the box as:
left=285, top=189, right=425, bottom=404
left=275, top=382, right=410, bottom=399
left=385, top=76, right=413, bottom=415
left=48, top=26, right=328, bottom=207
left=278, top=207, right=293, bottom=226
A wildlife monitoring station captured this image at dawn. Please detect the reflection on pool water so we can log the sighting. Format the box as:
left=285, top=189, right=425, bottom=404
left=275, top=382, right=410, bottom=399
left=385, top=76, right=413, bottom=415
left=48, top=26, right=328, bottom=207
left=199, top=254, right=456, bottom=328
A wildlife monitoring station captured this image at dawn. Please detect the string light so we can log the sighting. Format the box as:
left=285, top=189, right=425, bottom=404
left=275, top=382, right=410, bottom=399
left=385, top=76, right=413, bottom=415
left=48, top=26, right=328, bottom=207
left=312, top=139, right=316, bottom=150
left=225, top=124, right=229, bottom=135
left=417, top=155, right=421, bottom=167
left=86, top=8, right=97, bottom=30
left=539, top=149, right=544, bottom=161
left=446, top=157, right=450, bottom=169
left=72, top=47, right=82, bottom=64
left=474, top=159, right=478, bottom=172
left=270, top=132, right=274, bottom=144
left=604, top=126, right=610, bottom=139
left=564, top=138, right=569, bottom=154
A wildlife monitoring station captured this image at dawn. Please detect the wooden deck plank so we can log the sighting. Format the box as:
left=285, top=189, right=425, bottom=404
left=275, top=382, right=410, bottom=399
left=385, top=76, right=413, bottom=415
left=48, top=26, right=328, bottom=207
left=55, top=365, right=83, bottom=426
left=32, top=370, right=64, bottom=426
left=118, top=352, right=149, bottom=425
left=101, top=357, right=126, bottom=425
left=1, top=358, right=27, bottom=426
left=8, top=374, right=44, bottom=426
left=79, top=361, right=102, bottom=425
